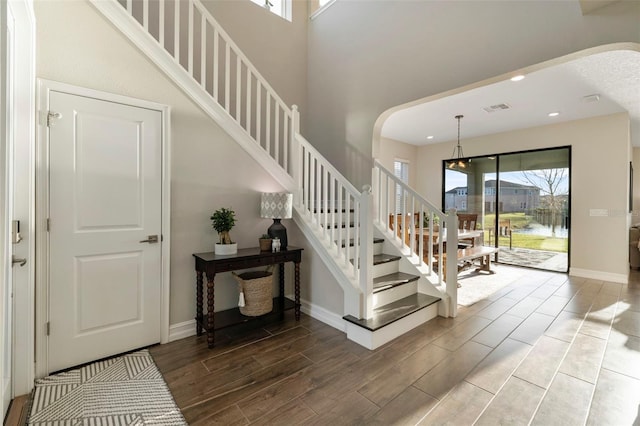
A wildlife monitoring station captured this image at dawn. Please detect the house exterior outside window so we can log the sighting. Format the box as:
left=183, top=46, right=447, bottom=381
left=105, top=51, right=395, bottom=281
left=394, top=160, right=409, bottom=213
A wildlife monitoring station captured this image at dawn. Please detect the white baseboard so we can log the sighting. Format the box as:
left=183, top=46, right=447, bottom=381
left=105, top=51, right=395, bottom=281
left=569, top=267, right=628, bottom=284
left=168, top=298, right=347, bottom=344
left=293, top=294, right=346, bottom=333
left=169, top=319, right=197, bottom=342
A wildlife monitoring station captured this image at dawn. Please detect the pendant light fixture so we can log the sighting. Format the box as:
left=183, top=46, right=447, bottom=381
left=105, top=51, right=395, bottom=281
left=448, top=114, right=467, bottom=170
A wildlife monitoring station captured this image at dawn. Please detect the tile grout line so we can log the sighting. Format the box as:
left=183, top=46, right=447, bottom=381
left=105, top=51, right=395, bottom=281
left=524, top=284, right=608, bottom=426
left=581, top=288, right=621, bottom=425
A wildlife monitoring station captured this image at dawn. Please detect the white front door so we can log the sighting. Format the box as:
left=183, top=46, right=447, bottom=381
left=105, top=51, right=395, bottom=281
left=47, top=91, right=163, bottom=373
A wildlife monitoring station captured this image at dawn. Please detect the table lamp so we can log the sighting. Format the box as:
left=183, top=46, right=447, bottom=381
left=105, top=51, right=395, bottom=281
left=260, top=192, right=293, bottom=249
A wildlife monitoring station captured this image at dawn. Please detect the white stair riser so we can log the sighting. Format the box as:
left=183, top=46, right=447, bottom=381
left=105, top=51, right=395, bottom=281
left=373, top=242, right=384, bottom=256
left=345, top=302, right=440, bottom=350
left=373, top=281, right=418, bottom=308
left=373, top=260, right=400, bottom=279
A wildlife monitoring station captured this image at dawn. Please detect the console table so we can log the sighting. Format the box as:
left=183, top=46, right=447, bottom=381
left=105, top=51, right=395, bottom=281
left=193, top=247, right=303, bottom=348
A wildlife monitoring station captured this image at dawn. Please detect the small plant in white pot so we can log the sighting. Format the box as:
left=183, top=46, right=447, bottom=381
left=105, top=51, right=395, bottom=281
left=211, top=207, right=237, bottom=255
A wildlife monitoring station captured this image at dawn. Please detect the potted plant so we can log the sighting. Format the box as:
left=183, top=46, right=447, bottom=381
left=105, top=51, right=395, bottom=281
left=259, top=234, right=272, bottom=251
left=211, top=207, right=237, bottom=255
left=424, top=214, right=440, bottom=232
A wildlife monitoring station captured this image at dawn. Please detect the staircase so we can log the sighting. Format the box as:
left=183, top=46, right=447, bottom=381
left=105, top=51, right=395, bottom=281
left=90, top=0, right=460, bottom=350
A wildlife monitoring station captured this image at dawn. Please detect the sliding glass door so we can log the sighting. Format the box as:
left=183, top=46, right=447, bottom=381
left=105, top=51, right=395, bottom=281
left=443, top=147, right=570, bottom=272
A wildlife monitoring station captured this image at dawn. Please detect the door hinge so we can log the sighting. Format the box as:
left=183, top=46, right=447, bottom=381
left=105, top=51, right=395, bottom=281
left=43, top=111, right=62, bottom=127
left=46, top=322, right=50, bottom=336
left=46, top=218, right=50, bottom=232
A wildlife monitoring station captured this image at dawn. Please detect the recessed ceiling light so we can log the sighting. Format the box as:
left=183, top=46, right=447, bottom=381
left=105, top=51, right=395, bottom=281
left=548, top=112, right=560, bottom=117
left=426, top=135, right=434, bottom=140
left=510, top=75, right=525, bottom=82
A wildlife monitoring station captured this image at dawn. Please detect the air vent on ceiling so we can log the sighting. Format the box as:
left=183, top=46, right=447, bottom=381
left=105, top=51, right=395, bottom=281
left=482, top=103, right=511, bottom=113
left=582, top=94, right=600, bottom=103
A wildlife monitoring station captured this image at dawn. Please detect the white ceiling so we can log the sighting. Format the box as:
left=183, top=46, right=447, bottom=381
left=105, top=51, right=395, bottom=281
left=381, top=49, right=640, bottom=148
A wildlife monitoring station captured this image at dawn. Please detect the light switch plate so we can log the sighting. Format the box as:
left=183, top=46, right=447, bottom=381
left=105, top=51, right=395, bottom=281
left=589, top=209, right=609, bottom=217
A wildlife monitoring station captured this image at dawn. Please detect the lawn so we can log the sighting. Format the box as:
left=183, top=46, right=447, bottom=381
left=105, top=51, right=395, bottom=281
left=484, top=232, right=568, bottom=252
left=481, top=212, right=568, bottom=252
left=483, top=212, right=532, bottom=229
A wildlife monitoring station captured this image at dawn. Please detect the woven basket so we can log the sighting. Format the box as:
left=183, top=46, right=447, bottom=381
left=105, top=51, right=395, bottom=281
left=233, top=270, right=273, bottom=316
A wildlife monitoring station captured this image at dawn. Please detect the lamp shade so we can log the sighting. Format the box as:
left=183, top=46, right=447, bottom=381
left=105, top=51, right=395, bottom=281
left=260, top=192, right=293, bottom=219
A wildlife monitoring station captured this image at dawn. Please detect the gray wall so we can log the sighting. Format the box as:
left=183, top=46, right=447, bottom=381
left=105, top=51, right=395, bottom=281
left=307, top=0, right=640, bottom=187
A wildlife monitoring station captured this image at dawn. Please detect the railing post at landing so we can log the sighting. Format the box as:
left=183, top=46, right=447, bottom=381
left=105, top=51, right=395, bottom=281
left=371, top=163, right=380, bottom=225
left=290, top=105, right=302, bottom=206
left=359, top=185, right=374, bottom=319
left=445, top=208, right=458, bottom=317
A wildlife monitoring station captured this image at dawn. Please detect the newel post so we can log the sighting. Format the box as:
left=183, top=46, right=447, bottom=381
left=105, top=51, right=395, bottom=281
left=359, top=185, right=374, bottom=319
left=445, top=208, right=459, bottom=317
left=290, top=105, right=302, bottom=206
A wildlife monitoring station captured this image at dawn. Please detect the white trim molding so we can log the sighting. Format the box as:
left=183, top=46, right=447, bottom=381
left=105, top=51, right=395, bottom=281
left=297, top=296, right=346, bottom=332
left=7, top=0, right=36, bottom=397
left=569, top=267, right=628, bottom=284
left=169, top=320, right=197, bottom=342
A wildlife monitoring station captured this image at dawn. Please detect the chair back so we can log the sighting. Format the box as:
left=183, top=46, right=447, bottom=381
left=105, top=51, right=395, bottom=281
left=389, top=213, right=419, bottom=244
left=498, top=219, right=511, bottom=236
left=457, top=213, right=478, bottom=231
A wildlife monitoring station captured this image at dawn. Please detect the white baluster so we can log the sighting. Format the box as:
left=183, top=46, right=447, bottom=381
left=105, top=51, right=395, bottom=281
left=143, top=0, right=149, bottom=31
left=246, top=68, right=251, bottom=135
left=283, top=113, right=289, bottom=173
left=310, top=156, right=316, bottom=224
left=200, top=13, right=206, bottom=89
left=256, top=81, right=261, bottom=145
left=159, top=0, right=165, bottom=47
left=224, top=43, right=230, bottom=111
left=265, top=93, right=271, bottom=154
left=174, top=0, right=180, bottom=63
left=188, top=0, right=193, bottom=74
left=236, top=55, right=241, bottom=122
left=275, top=106, right=280, bottom=164
left=212, top=29, right=219, bottom=100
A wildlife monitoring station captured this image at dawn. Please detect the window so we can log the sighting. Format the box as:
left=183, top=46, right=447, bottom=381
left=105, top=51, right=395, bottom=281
left=310, top=0, right=337, bottom=18
left=250, top=0, right=292, bottom=21
left=394, top=160, right=409, bottom=213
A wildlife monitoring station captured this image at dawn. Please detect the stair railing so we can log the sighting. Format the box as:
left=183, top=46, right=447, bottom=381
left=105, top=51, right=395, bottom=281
left=291, top=124, right=374, bottom=317
left=100, top=0, right=294, bottom=176
left=373, top=160, right=458, bottom=314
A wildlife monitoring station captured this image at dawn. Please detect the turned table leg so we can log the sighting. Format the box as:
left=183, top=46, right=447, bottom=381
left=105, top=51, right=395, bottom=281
left=196, top=271, right=203, bottom=336
left=206, top=273, right=215, bottom=348
left=294, top=261, right=301, bottom=320
left=279, top=263, right=285, bottom=315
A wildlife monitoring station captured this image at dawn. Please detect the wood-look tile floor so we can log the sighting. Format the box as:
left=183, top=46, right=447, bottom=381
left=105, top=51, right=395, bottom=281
left=151, top=266, right=640, bottom=425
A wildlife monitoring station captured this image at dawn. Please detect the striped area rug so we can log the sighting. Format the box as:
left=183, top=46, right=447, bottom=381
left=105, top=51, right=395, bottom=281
left=27, top=350, right=186, bottom=426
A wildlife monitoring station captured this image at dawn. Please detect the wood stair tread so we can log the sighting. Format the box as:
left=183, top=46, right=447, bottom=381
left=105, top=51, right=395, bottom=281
left=373, top=272, right=420, bottom=293
left=373, top=253, right=401, bottom=265
left=343, top=293, right=441, bottom=332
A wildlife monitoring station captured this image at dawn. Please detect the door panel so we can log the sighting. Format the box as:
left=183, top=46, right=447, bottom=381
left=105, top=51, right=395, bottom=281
left=75, top=114, right=143, bottom=230
left=48, top=91, right=162, bottom=373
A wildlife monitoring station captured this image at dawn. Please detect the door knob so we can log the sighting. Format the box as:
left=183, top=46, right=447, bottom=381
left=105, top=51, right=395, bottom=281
left=139, top=235, right=159, bottom=244
left=12, top=256, right=26, bottom=267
